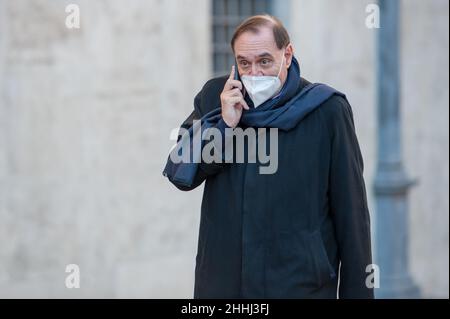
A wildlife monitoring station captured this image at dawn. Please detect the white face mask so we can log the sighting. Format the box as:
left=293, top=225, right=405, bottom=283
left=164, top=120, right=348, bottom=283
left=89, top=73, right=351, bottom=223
left=241, top=54, right=285, bottom=108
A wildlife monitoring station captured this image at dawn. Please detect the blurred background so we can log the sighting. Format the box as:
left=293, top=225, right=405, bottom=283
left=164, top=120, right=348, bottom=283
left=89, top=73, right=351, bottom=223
left=0, top=0, right=448, bottom=298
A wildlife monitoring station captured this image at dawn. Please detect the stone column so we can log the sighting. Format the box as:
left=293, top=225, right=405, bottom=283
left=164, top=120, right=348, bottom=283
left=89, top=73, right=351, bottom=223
left=374, top=0, right=420, bottom=298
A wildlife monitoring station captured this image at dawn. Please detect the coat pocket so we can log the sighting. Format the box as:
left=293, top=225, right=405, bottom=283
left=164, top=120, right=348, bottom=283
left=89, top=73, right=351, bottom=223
left=308, top=230, right=337, bottom=288
left=267, top=230, right=336, bottom=292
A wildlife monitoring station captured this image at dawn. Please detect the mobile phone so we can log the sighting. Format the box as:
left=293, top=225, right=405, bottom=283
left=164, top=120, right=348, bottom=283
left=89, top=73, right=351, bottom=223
left=234, top=60, right=240, bottom=81
left=234, top=60, right=245, bottom=95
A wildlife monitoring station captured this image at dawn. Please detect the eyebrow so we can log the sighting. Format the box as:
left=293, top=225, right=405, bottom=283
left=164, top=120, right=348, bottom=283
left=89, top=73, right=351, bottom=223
left=236, top=52, right=274, bottom=60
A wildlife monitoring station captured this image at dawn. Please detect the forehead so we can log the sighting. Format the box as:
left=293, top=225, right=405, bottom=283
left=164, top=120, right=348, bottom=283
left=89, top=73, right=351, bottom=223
left=234, top=26, right=278, bottom=59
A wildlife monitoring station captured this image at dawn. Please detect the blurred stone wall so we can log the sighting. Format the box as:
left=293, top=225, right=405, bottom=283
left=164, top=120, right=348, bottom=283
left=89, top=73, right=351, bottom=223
left=0, top=0, right=448, bottom=298
left=0, top=0, right=209, bottom=298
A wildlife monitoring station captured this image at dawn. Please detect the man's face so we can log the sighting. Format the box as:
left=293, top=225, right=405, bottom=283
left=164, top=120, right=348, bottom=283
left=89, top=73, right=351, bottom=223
left=234, top=26, right=293, bottom=86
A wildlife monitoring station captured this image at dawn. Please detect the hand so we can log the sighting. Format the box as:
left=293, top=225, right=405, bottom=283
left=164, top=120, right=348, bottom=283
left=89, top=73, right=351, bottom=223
left=220, top=65, right=249, bottom=128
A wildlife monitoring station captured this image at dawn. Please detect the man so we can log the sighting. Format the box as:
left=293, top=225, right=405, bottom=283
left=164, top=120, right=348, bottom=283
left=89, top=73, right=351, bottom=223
left=163, top=15, right=374, bottom=299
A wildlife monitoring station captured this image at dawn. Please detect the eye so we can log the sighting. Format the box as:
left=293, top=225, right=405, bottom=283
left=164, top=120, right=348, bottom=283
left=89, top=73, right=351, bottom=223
left=260, top=58, right=272, bottom=67
left=240, top=60, right=249, bottom=67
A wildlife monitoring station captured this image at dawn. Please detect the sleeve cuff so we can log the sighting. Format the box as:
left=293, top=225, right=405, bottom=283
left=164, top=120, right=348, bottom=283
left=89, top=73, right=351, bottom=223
left=215, top=118, right=231, bottom=133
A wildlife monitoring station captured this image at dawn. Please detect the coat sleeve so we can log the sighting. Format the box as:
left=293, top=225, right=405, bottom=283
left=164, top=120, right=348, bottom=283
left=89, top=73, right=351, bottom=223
left=166, top=90, right=230, bottom=191
left=327, top=96, right=374, bottom=299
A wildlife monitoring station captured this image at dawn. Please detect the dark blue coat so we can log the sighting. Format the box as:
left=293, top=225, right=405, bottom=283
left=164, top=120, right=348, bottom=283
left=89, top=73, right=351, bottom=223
left=166, top=76, right=374, bottom=299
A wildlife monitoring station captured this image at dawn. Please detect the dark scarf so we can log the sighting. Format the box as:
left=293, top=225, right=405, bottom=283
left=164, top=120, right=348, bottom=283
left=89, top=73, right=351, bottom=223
left=163, top=56, right=345, bottom=187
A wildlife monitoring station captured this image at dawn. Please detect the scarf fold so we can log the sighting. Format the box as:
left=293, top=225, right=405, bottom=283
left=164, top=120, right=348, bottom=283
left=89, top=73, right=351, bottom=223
left=163, top=56, right=345, bottom=187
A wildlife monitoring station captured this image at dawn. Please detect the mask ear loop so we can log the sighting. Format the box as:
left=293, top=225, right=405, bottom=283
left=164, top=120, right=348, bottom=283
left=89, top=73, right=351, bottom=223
left=277, top=52, right=286, bottom=78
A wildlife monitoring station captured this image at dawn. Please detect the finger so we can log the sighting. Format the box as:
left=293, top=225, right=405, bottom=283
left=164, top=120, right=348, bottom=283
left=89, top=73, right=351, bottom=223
left=229, top=96, right=249, bottom=110
left=225, top=79, right=243, bottom=91
left=240, top=98, right=250, bottom=110
left=228, top=88, right=243, bottom=97
left=228, top=96, right=240, bottom=105
left=228, top=65, right=235, bottom=81
left=228, top=96, right=243, bottom=107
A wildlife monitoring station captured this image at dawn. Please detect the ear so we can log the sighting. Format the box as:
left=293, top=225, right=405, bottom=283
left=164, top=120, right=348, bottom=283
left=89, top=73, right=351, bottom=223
left=285, top=43, right=294, bottom=68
